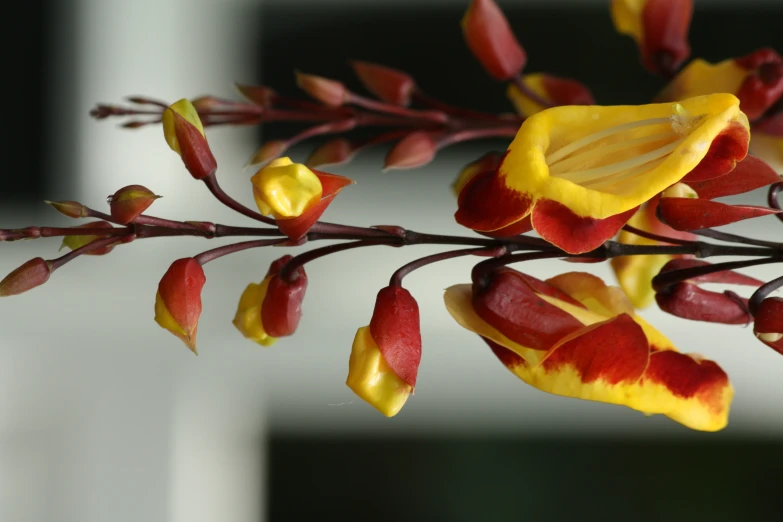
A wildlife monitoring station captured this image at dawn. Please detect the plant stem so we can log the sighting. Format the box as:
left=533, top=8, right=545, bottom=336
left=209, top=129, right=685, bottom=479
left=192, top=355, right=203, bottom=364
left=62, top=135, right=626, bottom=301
left=194, top=238, right=287, bottom=265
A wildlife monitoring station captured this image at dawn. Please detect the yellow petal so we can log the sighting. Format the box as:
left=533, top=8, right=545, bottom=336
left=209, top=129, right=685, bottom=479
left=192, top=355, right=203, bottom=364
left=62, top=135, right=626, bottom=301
left=154, top=291, right=197, bottom=354
left=656, top=59, right=749, bottom=104
left=750, top=132, right=783, bottom=173
left=250, top=157, right=323, bottom=218
left=505, top=74, right=550, bottom=117
left=232, top=279, right=277, bottom=347
left=610, top=0, right=645, bottom=44
left=162, top=99, right=206, bottom=155
left=346, top=326, right=411, bottom=417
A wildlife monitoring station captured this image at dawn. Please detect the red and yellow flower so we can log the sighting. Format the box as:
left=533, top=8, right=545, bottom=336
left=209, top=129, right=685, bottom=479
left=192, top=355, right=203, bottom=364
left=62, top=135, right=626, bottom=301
left=251, top=157, right=353, bottom=240
left=154, top=258, right=206, bottom=354
left=444, top=269, right=733, bottom=431
left=456, top=94, right=749, bottom=254
left=162, top=99, right=217, bottom=180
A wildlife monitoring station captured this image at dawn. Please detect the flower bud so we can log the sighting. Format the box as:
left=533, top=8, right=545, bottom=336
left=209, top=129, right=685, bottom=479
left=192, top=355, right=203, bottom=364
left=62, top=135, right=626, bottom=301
left=384, top=131, right=437, bottom=171
left=754, top=297, right=783, bottom=356
left=347, top=286, right=421, bottom=417
left=0, top=258, right=52, bottom=296
left=351, top=61, right=416, bottom=106
left=108, top=185, right=161, bottom=224
left=247, top=140, right=289, bottom=167
left=506, top=73, right=595, bottom=117
left=44, top=200, right=86, bottom=219
left=235, top=83, right=277, bottom=108
left=295, top=72, right=346, bottom=107
left=462, top=0, right=526, bottom=80
left=251, top=157, right=323, bottom=218
left=306, top=138, right=355, bottom=168
left=154, top=258, right=206, bottom=354
left=60, top=221, right=117, bottom=256
left=162, top=98, right=217, bottom=180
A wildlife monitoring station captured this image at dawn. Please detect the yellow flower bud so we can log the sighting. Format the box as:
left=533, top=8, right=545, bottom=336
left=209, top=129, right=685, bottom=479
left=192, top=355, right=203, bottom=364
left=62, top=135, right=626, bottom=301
left=250, top=157, right=323, bottom=218
left=232, top=278, right=278, bottom=347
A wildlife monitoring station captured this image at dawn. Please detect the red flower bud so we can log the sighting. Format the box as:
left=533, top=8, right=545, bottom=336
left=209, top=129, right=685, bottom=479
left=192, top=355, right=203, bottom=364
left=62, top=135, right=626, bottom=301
left=658, top=197, right=780, bottom=231
left=735, top=48, right=783, bottom=121
left=154, top=258, right=206, bottom=354
left=247, top=140, right=289, bottom=167
left=295, top=72, right=346, bottom=107
left=44, top=200, right=86, bottom=219
left=754, top=297, right=783, bottom=356
left=306, top=138, right=355, bottom=168
left=108, top=184, right=161, bottom=224
left=261, top=255, right=308, bottom=337
left=462, top=0, right=526, bottom=80
left=351, top=61, right=416, bottom=106
left=369, top=286, right=423, bottom=388
left=0, top=258, right=52, bottom=297
left=162, top=99, right=218, bottom=180
left=235, top=83, right=277, bottom=108
left=384, top=131, right=437, bottom=171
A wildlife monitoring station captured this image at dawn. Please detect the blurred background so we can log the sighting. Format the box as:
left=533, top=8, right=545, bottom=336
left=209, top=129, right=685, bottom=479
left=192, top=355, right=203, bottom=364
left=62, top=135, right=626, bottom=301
left=2, top=0, right=783, bottom=521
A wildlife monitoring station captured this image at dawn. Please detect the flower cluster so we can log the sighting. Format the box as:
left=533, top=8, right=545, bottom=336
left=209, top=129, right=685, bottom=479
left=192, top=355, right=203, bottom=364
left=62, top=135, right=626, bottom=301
left=3, top=0, right=783, bottom=432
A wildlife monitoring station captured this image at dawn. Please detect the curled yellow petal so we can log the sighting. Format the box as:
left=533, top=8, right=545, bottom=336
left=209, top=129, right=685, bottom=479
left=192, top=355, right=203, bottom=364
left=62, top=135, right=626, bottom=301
left=232, top=279, right=277, bottom=347
left=346, top=326, right=411, bottom=417
left=250, top=157, right=323, bottom=218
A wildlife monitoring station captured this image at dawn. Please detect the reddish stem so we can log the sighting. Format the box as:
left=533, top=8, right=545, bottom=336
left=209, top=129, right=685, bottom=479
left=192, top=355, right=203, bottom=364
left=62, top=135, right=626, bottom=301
left=194, top=238, right=287, bottom=265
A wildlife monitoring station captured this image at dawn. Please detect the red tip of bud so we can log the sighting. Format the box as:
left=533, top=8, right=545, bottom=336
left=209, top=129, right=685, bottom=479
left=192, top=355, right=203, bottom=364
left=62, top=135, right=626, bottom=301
left=384, top=132, right=437, bottom=171
left=295, top=72, right=347, bottom=107
left=462, top=0, right=526, bottom=80
left=754, top=297, right=783, bottom=356
left=351, top=61, right=416, bottom=106
left=247, top=140, right=289, bottom=167
left=235, top=83, right=277, bottom=108
left=641, top=0, right=693, bottom=76
left=0, top=258, right=52, bottom=297
left=172, top=112, right=218, bottom=180
left=44, top=200, right=86, bottom=219
left=306, top=138, right=355, bottom=168
left=369, top=286, right=422, bottom=388
left=262, top=256, right=308, bottom=337
left=108, top=184, right=161, bottom=224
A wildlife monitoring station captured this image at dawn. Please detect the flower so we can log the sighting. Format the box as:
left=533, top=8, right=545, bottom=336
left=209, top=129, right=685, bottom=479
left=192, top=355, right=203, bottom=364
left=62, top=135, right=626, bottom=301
left=109, top=184, right=161, bottom=224
left=233, top=255, right=308, bottom=346
left=162, top=98, right=217, bottom=180
left=611, top=196, right=695, bottom=308
left=657, top=49, right=783, bottom=121
left=444, top=269, right=733, bottom=431
left=250, top=157, right=353, bottom=239
left=347, top=286, right=422, bottom=417
left=0, top=258, right=52, bottom=297
left=455, top=94, right=750, bottom=254
left=506, top=73, right=595, bottom=118
left=154, top=258, right=206, bottom=354
left=610, top=0, right=693, bottom=76
left=462, top=0, right=526, bottom=81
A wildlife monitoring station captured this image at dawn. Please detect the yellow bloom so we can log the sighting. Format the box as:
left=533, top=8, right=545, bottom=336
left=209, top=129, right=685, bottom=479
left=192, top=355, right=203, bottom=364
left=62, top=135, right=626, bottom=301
left=444, top=270, right=733, bottom=431
left=456, top=94, right=749, bottom=254
left=250, top=157, right=323, bottom=218
left=232, top=278, right=277, bottom=347
left=346, top=326, right=412, bottom=417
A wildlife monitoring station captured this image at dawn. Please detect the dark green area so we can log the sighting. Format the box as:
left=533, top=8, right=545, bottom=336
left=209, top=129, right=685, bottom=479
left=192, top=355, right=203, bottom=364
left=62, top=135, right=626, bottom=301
left=269, top=435, right=783, bottom=522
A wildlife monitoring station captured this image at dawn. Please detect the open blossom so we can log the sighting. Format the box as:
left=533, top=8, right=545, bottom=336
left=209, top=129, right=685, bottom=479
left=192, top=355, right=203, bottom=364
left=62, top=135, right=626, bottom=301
left=347, top=286, right=422, bottom=417
left=250, top=157, right=353, bottom=239
left=610, top=0, right=693, bottom=76
left=233, top=255, right=308, bottom=346
left=455, top=94, right=749, bottom=254
left=445, top=270, right=733, bottom=431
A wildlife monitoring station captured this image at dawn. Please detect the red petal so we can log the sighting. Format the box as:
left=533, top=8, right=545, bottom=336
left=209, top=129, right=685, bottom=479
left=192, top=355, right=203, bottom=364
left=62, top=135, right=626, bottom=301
left=656, top=282, right=751, bottom=324
left=658, top=197, right=780, bottom=231
left=158, top=258, right=206, bottom=331
left=531, top=199, right=638, bottom=255
left=483, top=336, right=527, bottom=370
left=642, top=350, right=730, bottom=406
left=641, top=0, right=693, bottom=76
left=262, top=268, right=308, bottom=337
left=541, top=75, right=595, bottom=106
left=312, top=170, right=354, bottom=197
left=370, top=286, right=422, bottom=387
left=753, top=297, right=783, bottom=356
left=173, top=113, right=217, bottom=180
left=659, top=259, right=764, bottom=286
left=472, top=269, right=584, bottom=351
left=682, top=121, right=750, bottom=183
left=462, top=0, right=526, bottom=80
left=455, top=164, right=533, bottom=232
left=351, top=61, right=415, bottom=107
left=686, top=155, right=780, bottom=199
left=541, top=314, right=649, bottom=385
left=478, top=215, right=534, bottom=238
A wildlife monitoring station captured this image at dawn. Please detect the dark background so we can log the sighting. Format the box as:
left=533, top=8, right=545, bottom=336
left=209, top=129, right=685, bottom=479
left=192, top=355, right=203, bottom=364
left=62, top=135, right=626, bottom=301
left=6, top=2, right=783, bottom=521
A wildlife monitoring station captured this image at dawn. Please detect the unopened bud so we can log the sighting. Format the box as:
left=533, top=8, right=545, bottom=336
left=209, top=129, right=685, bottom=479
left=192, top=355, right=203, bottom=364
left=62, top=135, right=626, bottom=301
left=0, top=258, right=52, bottom=296
left=351, top=61, right=416, bottom=106
left=154, top=258, right=206, bottom=354
left=462, top=0, right=526, bottom=80
left=108, top=185, right=161, bottom=224
left=247, top=140, right=289, bottom=167
left=60, top=221, right=117, bottom=256
left=162, top=99, right=218, bottom=180
left=235, top=83, right=277, bottom=108
left=295, top=72, right=346, bottom=107
left=44, top=200, right=86, bottom=219
left=262, top=257, right=308, bottom=337
left=306, top=138, right=354, bottom=168
left=384, top=132, right=437, bottom=171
